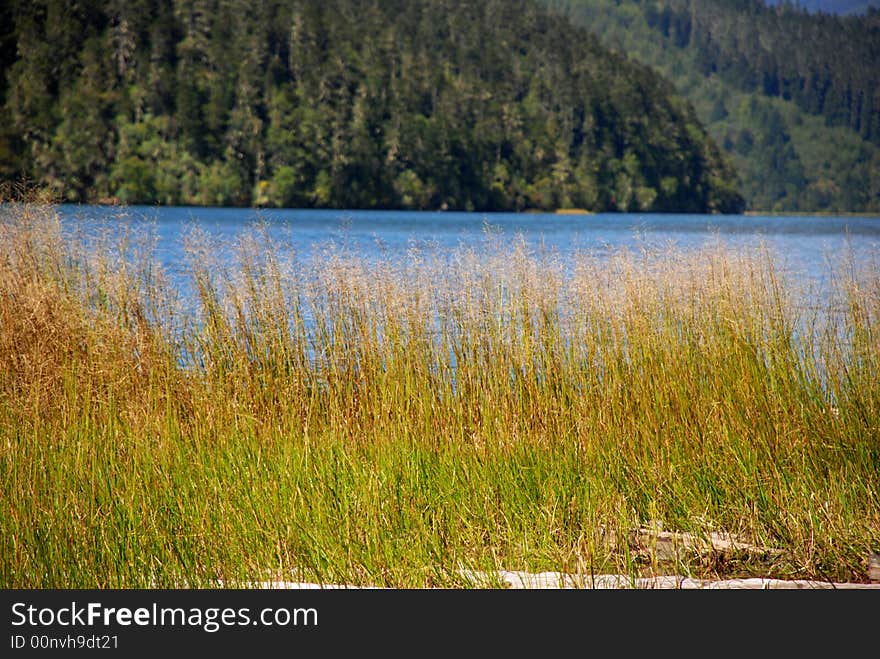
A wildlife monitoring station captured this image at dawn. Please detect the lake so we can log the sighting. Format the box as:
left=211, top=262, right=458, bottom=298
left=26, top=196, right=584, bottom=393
left=55, top=205, right=880, bottom=306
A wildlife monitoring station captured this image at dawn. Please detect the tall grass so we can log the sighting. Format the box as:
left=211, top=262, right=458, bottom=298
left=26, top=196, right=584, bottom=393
left=1, top=200, right=878, bottom=587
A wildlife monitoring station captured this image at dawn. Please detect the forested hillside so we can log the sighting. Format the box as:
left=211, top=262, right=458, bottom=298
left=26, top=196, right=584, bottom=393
left=0, top=0, right=743, bottom=213
left=546, top=0, right=880, bottom=212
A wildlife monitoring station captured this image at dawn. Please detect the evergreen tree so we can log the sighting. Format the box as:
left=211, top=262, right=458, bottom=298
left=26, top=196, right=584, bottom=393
left=1, top=0, right=745, bottom=213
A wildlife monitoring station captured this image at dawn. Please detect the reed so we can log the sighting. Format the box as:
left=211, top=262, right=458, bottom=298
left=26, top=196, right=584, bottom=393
left=1, top=200, right=877, bottom=587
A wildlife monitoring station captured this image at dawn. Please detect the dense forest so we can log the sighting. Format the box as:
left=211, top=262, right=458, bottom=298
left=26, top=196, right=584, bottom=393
left=546, top=0, right=880, bottom=212
left=0, top=0, right=744, bottom=213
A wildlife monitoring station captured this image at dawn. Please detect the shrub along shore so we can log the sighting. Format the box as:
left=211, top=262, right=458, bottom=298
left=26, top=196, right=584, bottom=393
left=1, top=201, right=878, bottom=588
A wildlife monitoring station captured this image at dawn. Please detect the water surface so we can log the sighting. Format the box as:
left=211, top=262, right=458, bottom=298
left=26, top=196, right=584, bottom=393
left=56, top=205, right=880, bottom=301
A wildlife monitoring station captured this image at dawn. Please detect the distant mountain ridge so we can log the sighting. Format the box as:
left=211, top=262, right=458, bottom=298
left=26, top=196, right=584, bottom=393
left=545, top=0, right=880, bottom=212
left=763, top=0, right=880, bottom=15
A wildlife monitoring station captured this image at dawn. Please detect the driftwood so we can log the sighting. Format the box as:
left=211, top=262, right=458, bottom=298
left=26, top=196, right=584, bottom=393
left=457, top=570, right=880, bottom=589
left=631, top=523, right=784, bottom=562
left=869, top=553, right=880, bottom=583
left=214, top=538, right=880, bottom=589
left=236, top=571, right=880, bottom=589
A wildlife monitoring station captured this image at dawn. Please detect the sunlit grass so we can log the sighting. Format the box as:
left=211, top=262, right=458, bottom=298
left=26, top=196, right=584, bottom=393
left=1, top=200, right=878, bottom=588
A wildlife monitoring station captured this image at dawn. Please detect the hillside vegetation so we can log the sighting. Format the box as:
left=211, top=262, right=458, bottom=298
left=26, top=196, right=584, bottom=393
left=546, top=0, right=880, bottom=212
left=0, top=0, right=743, bottom=213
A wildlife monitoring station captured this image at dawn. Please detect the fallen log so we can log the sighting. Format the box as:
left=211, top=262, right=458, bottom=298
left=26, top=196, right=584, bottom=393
left=458, top=570, right=880, bottom=589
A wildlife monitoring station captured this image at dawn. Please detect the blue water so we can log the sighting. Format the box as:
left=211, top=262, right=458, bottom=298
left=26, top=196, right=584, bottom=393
left=55, top=204, right=880, bottom=300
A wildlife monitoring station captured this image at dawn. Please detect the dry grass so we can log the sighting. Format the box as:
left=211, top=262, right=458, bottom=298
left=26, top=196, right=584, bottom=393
left=1, top=199, right=878, bottom=587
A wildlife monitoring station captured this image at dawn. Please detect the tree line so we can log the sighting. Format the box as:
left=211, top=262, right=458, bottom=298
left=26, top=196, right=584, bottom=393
left=0, top=0, right=743, bottom=213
